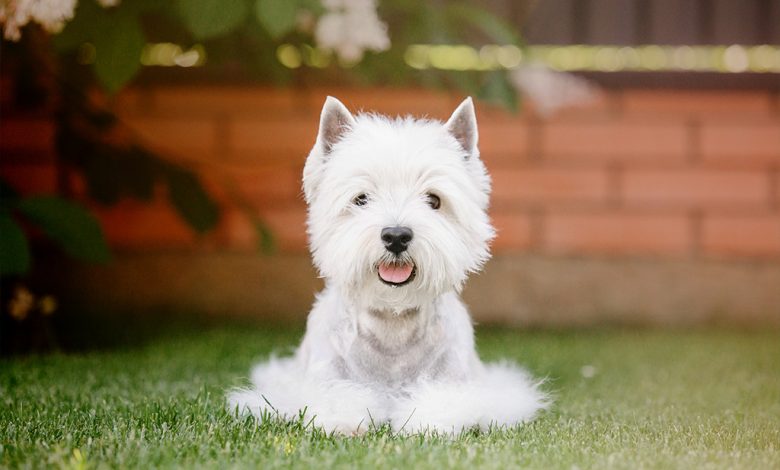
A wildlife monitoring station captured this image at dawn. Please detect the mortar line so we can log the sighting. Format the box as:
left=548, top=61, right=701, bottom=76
left=214, top=112, right=231, bottom=159
left=607, top=162, right=623, bottom=210
left=687, top=118, right=701, bottom=165
left=529, top=207, right=545, bottom=253
left=769, top=165, right=779, bottom=212
left=689, top=209, right=703, bottom=259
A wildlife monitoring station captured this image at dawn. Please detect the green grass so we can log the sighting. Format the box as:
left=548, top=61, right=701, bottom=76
left=2, top=326, right=779, bottom=469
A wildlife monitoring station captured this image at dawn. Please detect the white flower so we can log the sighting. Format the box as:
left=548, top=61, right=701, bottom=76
left=1, top=0, right=77, bottom=41
left=0, top=1, right=23, bottom=40
left=510, top=64, right=599, bottom=117
left=314, top=0, right=390, bottom=63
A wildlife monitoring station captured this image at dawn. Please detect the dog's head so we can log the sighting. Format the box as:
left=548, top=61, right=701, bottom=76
left=303, top=97, right=494, bottom=311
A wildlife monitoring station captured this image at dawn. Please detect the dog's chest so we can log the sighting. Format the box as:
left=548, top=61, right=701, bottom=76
left=341, top=310, right=448, bottom=387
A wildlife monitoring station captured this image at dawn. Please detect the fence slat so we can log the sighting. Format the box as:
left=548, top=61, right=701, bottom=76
left=523, top=0, right=576, bottom=45
left=711, top=0, right=760, bottom=44
left=517, top=0, right=776, bottom=45
left=588, top=0, right=638, bottom=45
left=650, top=0, right=702, bottom=45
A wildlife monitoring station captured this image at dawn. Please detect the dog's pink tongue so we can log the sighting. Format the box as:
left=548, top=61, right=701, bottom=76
left=378, top=263, right=414, bottom=284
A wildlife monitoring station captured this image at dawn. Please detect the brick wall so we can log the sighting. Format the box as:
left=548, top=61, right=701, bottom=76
left=4, top=86, right=778, bottom=260
left=4, top=85, right=780, bottom=325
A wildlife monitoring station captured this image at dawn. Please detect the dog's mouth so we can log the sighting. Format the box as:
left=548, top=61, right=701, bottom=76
left=377, top=261, right=416, bottom=286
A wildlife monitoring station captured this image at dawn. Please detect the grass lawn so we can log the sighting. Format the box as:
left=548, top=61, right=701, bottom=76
left=1, top=325, right=779, bottom=469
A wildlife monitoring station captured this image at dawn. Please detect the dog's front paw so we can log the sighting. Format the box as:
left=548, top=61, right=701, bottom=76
left=390, top=363, right=549, bottom=434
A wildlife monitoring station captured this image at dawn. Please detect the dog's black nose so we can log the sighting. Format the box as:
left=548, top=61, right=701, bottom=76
left=381, top=226, right=413, bottom=254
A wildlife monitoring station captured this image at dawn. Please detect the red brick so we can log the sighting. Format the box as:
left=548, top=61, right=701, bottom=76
left=214, top=207, right=261, bottom=251
left=542, top=119, right=688, bottom=161
left=230, top=118, right=317, bottom=157
left=477, top=91, right=616, bottom=123
left=623, top=169, right=769, bottom=208
left=492, top=168, right=609, bottom=206
left=623, top=91, right=773, bottom=116
left=0, top=118, right=55, bottom=153
left=0, top=164, right=57, bottom=194
left=93, top=199, right=197, bottom=248
left=219, top=164, right=302, bottom=208
left=529, top=90, right=618, bottom=121
left=700, top=122, right=780, bottom=163
left=124, top=117, right=217, bottom=157
left=259, top=206, right=308, bottom=252
left=474, top=102, right=523, bottom=122
left=67, top=171, right=88, bottom=197
left=322, top=88, right=456, bottom=120
left=232, top=110, right=530, bottom=165
left=216, top=206, right=310, bottom=253
left=478, top=119, right=529, bottom=165
left=148, top=87, right=308, bottom=117
left=112, top=88, right=149, bottom=116
left=545, top=212, right=690, bottom=255
left=491, top=212, right=534, bottom=251
left=702, top=215, right=780, bottom=257
left=775, top=172, right=780, bottom=207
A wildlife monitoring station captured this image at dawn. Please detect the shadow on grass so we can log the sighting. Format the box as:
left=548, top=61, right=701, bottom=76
left=1, top=306, right=304, bottom=356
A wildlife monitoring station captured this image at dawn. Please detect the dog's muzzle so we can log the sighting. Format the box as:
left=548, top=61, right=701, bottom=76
left=378, top=226, right=415, bottom=286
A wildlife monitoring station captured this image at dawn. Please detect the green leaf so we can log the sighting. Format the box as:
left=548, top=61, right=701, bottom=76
left=55, top=0, right=162, bottom=52
left=17, top=197, right=111, bottom=264
left=478, top=71, right=518, bottom=112
left=83, top=151, right=122, bottom=205
left=178, top=0, right=249, bottom=40
left=121, top=147, right=156, bottom=201
left=447, top=71, right=481, bottom=97
left=298, top=0, right=324, bottom=15
left=92, top=12, right=146, bottom=93
left=163, top=167, right=220, bottom=233
left=252, top=218, right=276, bottom=254
left=255, top=0, right=298, bottom=39
left=0, top=178, right=19, bottom=210
left=446, top=3, right=523, bottom=46
left=0, top=214, right=31, bottom=275
left=53, top=0, right=100, bottom=52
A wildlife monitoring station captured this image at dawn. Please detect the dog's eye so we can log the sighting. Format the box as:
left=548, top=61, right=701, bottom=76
left=353, top=193, right=369, bottom=206
left=426, top=193, right=441, bottom=210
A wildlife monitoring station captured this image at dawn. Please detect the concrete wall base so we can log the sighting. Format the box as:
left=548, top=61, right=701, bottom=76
left=50, top=253, right=780, bottom=327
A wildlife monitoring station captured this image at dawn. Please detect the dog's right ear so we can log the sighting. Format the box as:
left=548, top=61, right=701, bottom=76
left=316, top=96, right=355, bottom=154
left=446, top=97, right=479, bottom=160
left=304, top=97, right=355, bottom=203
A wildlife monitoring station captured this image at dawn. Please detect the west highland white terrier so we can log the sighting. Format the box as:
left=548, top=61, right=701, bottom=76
left=228, top=97, right=548, bottom=434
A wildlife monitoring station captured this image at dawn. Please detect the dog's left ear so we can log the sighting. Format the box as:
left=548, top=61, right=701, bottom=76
left=446, top=97, right=479, bottom=159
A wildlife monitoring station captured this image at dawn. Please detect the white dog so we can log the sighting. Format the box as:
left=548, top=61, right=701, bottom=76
left=228, top=97, right=548, bottom=434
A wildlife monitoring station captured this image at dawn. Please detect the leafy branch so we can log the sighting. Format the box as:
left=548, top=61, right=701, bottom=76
left=0, top=0, right=528, bottom=277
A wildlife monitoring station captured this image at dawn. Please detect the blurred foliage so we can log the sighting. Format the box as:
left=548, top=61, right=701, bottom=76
left=254, top=0, right=300, bottom=40
left=50, top=0, right=523, bottom=106
left=1, top=0, right=525, bottom=277
left=0, top=181, right=109, bottom=276
left=54, top=85, right=219, bottom=233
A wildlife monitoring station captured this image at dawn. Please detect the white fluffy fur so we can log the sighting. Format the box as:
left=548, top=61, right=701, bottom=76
left=227, top=97, right=548, bottom=434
